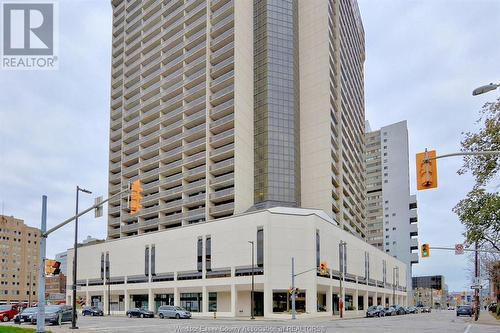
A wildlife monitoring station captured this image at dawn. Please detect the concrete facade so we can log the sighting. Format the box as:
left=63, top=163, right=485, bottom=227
left=67, top=208, right=408, bottom=318
left=365, top=121, right=419, bottom=292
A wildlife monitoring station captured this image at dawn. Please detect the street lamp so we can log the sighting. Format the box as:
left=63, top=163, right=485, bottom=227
left=71, top=186, right=92, bottom=330
left=472, top=83, right=499, bottom=96
left=248, top=241, right=255, bottom=320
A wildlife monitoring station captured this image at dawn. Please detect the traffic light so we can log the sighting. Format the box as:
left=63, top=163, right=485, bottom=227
left=130, top=180, right=143, bottom=214
left=319, top=261, right=329, bottom=275
left=416, top=150, right=438, bottom=190
left=421, top=243, right=430, bottom=258
left=45, top=259, right=61, bottom=275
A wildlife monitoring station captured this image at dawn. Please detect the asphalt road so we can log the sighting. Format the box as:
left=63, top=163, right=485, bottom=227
left=1, top=310, right=498, bottom=333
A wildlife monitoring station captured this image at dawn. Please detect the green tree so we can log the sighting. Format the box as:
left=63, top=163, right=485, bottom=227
left=453, top=189, right=500, bottom=251
left=458, top=97, right=500, bottom=186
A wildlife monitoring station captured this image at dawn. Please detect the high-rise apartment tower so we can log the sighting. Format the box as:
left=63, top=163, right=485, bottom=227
left=107, top=0, right=366, bottom=239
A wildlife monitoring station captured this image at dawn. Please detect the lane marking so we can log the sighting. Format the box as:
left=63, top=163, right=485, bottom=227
left=464, top=324, right=471, bottom=333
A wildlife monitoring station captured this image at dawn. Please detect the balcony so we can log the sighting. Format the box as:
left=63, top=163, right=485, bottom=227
left=160, top=213, right=183, bottom=226
left=185, top=178, right=206, bottom=193
left=184, top=207, right=206, bottom=220
left=185, top=193, right=206, bottom=206
left=184, top=165, right=206, bottom=180
left=210, top=28, right=234, bottom=51
left=211, top=57, right=234, bottom=78
left=109, top=205, right=121, bottom=215
left=121, top=223, right=139, bottom=233
left=210, top=113, right=234, bottom=133
left=210, top=142, right=234, bottom=161
left=184, top=151, right=206, bottom=167
left=211, top=172, right=234, bottom=189
left=210, top=99, right=234, bottom=120
left=210, top=157, right=234, bottom=175
left=210, top=187, right=234, bottom=202
left=210, top=202, right=234, bottom=217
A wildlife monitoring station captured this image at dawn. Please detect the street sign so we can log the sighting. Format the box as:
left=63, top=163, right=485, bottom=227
left=94, top=196, right=103, bottom=218
left=470, top=285, right=483, bottom=290
left=455, top=243, right=464, bottom=255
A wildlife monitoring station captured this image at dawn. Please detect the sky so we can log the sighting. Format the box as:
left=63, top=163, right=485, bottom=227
left=0, top=0, right=499, bottom=292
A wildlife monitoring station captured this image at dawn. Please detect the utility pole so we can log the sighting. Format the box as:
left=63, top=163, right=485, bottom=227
left=36, top=196, right=47, bottom=333
left=71, top=186, right=92, bottom=329
left=474, top=241, right=480, bottom=321
left=339, top=241, right=346, bottom=318
left=291, top=257, right=296, bottom=320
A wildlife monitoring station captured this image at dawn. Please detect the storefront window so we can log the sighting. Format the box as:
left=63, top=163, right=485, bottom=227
left=209, top=292, right=217, bottom=312
left=180, top=293, right=202, bottom=312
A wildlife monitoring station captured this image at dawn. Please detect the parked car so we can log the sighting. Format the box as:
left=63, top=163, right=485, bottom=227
left=126, top=308, right=154, bottom=318
left=14, top=307, right=38, bottom=324
left=405, top=306, right=417, bottom=314
left=456, top=305, right=473, bottom=317
left=384, top=306, right=397, bottom=316
left=421, top=306, right=431, bottom=313
left=0, top=304, right=19, bottom=322
left=392, top=305, right=406, bottom=315
left=488, top=303, right=497, bottom=312
left=30, top=305, right=74, bottom=325
left=158, top=305, right=192, bottom=319
left=82, top=306, right=103, bottom=316
left=366, top=305, right=385, bottom=317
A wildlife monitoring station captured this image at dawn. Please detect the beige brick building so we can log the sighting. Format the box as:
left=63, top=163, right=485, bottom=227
left=0, top=215, right=40, bottom=305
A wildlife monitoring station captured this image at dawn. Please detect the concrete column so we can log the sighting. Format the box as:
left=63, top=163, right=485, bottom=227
left=374, top=292, right=378, bottom=305
left=326, top=285, right=333, bottom=313
left=148, top=289, right=154, bottom=312
left=306, top=285, right=317, bottom=314
left=202, top=286, right=209, bottom=314
left=230, top=284, right=237, bottom=317
left=174, top=287, right=180, bottom=307
left=363, top=292, right=368, bottom=311
left=124, top=289, right=129, bottom=312
left=353, top=289, right=359, bottom=312
left=103, top=287, right=108, bottom=313
left=264, top=284, right=273, bottom=317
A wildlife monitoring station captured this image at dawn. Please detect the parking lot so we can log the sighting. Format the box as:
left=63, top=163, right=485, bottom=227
left=0, top=310, right=498, bottom=333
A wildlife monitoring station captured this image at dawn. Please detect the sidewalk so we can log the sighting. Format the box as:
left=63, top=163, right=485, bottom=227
left=476, top=311, right=500, bottom=326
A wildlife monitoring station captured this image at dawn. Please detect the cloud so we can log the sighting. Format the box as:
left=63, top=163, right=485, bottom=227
left=359, top=0, right=500, bottom=291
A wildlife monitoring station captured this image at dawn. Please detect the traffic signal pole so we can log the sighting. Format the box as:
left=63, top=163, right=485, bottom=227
left=36, top=196, right=47, bottom=333
left=36, top=187, right=131, bottom=333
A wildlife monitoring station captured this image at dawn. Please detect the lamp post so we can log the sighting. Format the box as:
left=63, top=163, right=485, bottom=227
left=71, top=186, right=92, bottom=330
left=248, top=241, right=255, bottom=320
left=472, top=83, right=499, bottom=96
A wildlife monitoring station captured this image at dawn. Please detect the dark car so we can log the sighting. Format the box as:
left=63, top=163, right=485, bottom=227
left=126, top=308, right=154, bottom=318
left=0, top=304, right=19, bottom=322
left=384, top=306, right=397, bottom=316
left=366, top=305, right=385, bottom=317
left=82, top=306, right=103, bottom=316
left=392, top=305, right=406, bottom=315
left=488, top=303, right=497, bottom=312
left=14, top=307, right=38, bottom=324
left=457, top=305, right=473, bottom=317
left=30, top=305, right=74, bottom=325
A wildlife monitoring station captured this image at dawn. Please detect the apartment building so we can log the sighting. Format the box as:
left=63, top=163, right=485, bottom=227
left=300, top=0, right=366, bottom=238
left=365, top=121, right=419, bottom=292
left=0, top=215, right=40, bottom=305
left=107, top=0, right=367, bottom=240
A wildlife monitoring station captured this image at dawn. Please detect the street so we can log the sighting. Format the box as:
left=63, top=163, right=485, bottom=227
left=1, top=311, right=498, bottom=333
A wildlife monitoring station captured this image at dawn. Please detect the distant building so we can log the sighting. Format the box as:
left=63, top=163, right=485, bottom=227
left=0, top=215, right=40, bottom=305
left=365, top=121, right=419, bottom=292
left=45, top=273, right=66, bottom=302
left=412, top=275, right=448, bottom=308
